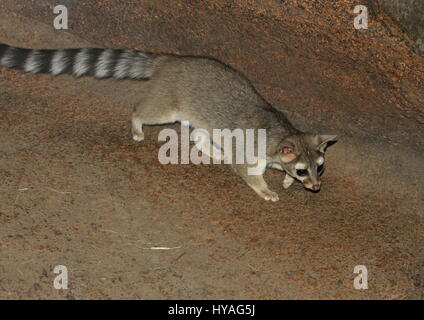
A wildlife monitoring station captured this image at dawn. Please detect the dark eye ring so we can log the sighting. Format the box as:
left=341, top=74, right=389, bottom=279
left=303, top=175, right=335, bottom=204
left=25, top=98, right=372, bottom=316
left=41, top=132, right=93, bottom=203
left=317, top=164, right=324, bottom=173
left=296, top=169, right=308, bottom=176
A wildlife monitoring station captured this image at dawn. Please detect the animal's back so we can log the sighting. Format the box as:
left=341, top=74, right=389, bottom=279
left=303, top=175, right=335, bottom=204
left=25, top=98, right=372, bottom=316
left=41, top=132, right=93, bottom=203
left=150, top=55, right=272, bottom=131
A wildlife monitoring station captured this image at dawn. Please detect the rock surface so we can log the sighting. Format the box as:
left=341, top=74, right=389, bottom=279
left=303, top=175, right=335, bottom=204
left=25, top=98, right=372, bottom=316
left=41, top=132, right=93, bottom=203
left=377, top=0, right=424, bottom=54
left=0, top=0, right=423, bottom=299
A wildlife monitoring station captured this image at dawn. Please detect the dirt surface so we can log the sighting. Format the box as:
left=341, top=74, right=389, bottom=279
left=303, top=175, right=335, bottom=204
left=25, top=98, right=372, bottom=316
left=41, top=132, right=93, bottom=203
left=0, top=1, right=423, bottom=299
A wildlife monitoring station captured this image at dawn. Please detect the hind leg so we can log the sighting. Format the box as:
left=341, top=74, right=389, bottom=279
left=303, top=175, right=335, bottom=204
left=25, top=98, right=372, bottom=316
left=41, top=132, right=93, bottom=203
left=131, top=111, right=181, bottom=142
left=131, top=89, right=179, bottom=142
left=132, top=108, right=179, bottom=142
left=131, top=72, right=189, bottom=143
left=131, top=114, right=145, bottom=142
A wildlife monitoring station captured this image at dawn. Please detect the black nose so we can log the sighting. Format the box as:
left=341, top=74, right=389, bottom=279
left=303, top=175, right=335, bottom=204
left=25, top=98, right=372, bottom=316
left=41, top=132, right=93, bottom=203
left=312, top=184, right=320, bottom=191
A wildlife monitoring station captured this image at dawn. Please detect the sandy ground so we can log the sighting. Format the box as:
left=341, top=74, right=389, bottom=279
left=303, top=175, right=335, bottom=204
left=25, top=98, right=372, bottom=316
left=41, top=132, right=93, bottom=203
left=0, top=1, right=423, bottom=299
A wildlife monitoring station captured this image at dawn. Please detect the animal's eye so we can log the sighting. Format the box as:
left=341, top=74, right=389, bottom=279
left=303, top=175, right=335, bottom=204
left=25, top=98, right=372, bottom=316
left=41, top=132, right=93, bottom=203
left=317, top=164, right=324, bottom=172
left=296, top=169, right=308, bottom=176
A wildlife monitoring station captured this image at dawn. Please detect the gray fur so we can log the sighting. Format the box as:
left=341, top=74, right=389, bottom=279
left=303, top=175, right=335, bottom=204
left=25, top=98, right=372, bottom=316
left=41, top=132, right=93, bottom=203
left=130, top=55, right=338, bottom=200
left=0, top=43, right=156, bottom=79
left=95, top=48, right=114, bottom=78
left=51, top=50, right=67, bottom=75
left=0, top=42, right=338, bottom=200
left=73, top=48, right=91, bottom=76
left=0, top=46, right=15, bottom=68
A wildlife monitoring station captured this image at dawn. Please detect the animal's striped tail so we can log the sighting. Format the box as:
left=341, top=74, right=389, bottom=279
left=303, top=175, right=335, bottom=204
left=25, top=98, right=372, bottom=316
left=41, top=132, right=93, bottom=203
left=0, top=43, right=157, bottom=79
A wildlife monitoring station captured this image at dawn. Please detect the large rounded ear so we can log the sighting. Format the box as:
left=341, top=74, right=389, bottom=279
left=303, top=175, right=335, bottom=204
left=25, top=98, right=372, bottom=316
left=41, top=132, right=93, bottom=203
left=279, top=143, right=297, bottom=163
left=315, top=135, right=338, bottom=152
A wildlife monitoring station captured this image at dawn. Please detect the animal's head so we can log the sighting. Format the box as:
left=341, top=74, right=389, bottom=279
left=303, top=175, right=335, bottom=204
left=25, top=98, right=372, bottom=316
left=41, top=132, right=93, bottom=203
left=276, top=133, right=338, bottom=191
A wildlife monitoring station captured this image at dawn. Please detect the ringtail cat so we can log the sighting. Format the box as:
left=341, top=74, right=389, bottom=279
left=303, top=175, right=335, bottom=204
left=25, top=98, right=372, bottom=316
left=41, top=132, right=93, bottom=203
left=0, top=43, right=337, bottom=201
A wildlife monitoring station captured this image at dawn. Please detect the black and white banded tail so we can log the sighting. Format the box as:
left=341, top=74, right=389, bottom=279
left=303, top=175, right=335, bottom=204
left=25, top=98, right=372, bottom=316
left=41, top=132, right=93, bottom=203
left=0, top=43, right=157, bottom=79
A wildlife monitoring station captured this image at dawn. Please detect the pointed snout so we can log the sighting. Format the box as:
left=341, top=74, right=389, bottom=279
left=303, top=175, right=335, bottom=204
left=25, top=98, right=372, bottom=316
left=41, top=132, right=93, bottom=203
left=311, top=184, right=320, bottom=191
left=305, top=182, right=321, bottom=192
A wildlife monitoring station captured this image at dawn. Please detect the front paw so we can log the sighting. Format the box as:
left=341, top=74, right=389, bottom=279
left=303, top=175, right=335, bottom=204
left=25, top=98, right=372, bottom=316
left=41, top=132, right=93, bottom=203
left=259, top=189, right=279, bottom=202
left=283, top=174, right=295, bottom=189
